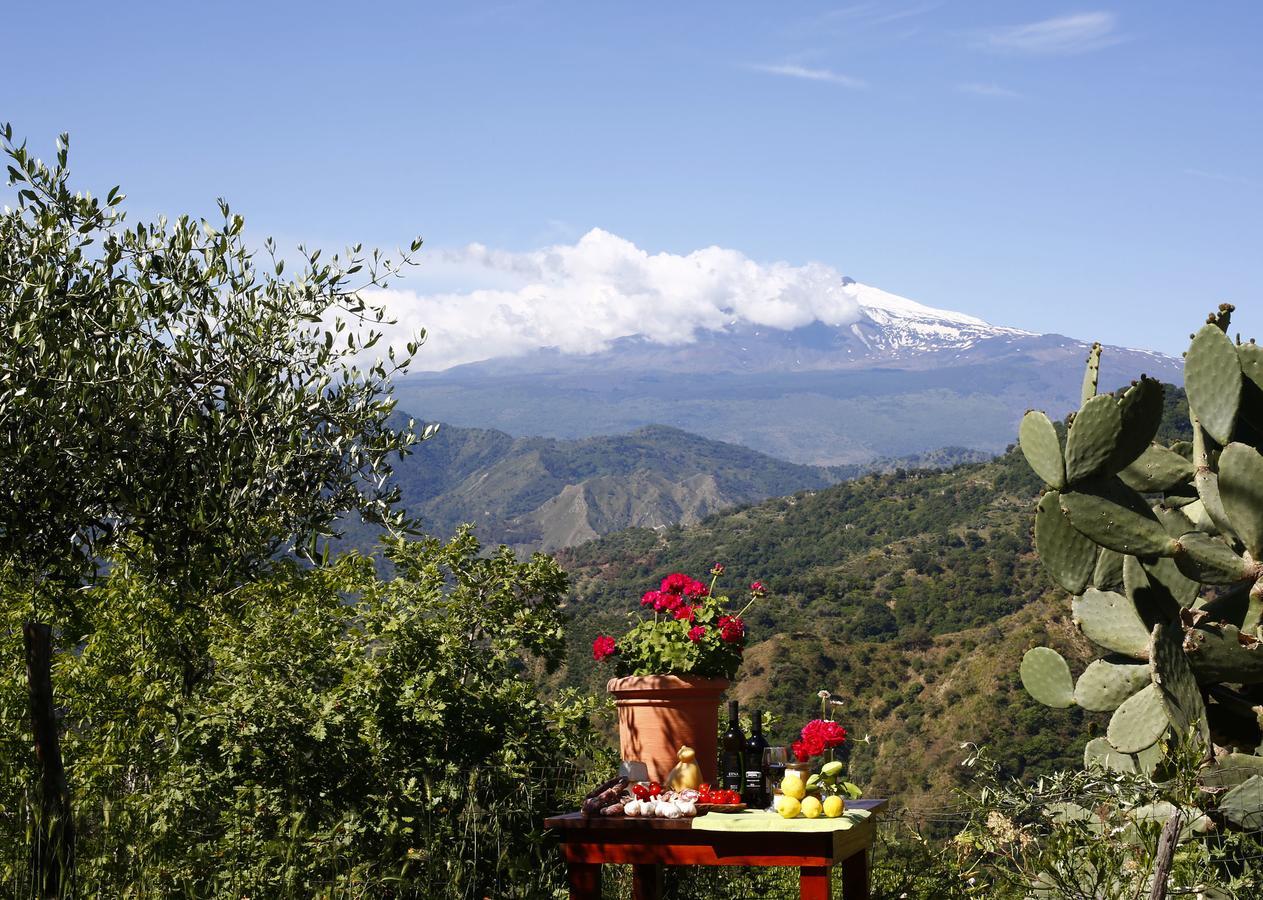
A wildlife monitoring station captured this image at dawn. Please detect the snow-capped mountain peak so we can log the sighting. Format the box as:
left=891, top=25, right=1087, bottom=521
left=839, top=278, right=1032, bottom=357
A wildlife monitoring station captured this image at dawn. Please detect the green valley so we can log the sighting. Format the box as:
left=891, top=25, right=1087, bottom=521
left=553, top=388, right=1191, bottom=809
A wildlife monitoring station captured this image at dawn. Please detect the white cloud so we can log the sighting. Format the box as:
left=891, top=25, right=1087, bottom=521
left=368, top=229, right=860, bottom=371
left=749, top=63, right=868, bottom=89
left=955, top=82, right=1022, bottom=99
left=979, top=12, right=1122, bottom=55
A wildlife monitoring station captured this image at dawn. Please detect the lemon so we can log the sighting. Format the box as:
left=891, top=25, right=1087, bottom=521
left=801, top=796, right=822, bottom=819
left=823, top=795, right=845, bottom=818
left=778, top=796, right=801, bottom=819
left=780, top=774, right=806, bottom=801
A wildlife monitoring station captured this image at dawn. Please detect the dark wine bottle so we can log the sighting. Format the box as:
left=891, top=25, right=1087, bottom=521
left=743, top=709, right=769, bottom=807
left=720, top=699, right=745, bottom=793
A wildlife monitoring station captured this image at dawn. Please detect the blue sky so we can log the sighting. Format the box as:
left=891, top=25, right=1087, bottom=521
left=4, top=1, right=1261, bottom=357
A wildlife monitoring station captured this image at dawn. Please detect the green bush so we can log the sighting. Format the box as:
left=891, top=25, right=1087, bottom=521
left=1, top=530, right=605, bottom=897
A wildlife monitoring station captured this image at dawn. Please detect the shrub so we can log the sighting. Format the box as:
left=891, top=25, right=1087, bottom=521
left=0, top=530, right=604, bottom=897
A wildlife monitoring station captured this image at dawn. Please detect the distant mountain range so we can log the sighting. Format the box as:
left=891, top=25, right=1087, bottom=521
left=366, top=420, right=990, bottom=552
left=394, top=282, right=1181, bottom=466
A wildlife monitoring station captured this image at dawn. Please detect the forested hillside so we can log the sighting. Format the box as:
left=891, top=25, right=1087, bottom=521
left=555, top=385, right=1191, bottom=809
left=339, top=418, right=990, bottom=552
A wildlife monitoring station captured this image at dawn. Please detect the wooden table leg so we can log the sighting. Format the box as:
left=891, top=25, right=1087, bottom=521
left=800, top=865, right=831, bottom=900
left=566, top=860, right=601, bottom=899
left=631, top=863, right=663, bottom=900
left=841, top=848, right=871, bottom=899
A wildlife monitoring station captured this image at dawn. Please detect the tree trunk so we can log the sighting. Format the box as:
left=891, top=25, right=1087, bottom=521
left=1148, top=809, right=1183, bottom=900
left=23, top=622, right=74, bottom=898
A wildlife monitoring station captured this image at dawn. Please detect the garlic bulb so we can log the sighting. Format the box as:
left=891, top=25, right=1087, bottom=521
left=624, top=799, right=643, bottom=817
left=675, top=799, right=697, bottom=817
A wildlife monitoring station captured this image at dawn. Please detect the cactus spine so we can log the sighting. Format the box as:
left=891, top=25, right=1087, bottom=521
left=1018, top=306, right=1263, bottom=823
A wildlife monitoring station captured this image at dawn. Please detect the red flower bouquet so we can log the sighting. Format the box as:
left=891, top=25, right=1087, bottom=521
left=591, top=566, right=766, bottom=679
left=792, top=690, right=849, bottom=762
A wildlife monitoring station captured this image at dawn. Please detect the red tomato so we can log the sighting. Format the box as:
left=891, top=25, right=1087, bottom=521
left=632, top=784, right=650, bottom=801
left=648, top=781, right=662, bottom=797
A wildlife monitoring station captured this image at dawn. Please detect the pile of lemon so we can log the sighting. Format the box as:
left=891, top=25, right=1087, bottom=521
left=776, top=770, right=846, bottom=819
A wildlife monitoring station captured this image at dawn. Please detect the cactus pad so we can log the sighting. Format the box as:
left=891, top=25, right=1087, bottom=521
left=1083, top=736, right=1136, bottom=773
left=1073, top=657, right=1152, bottom=711
left=1219, top=774, right=1263, bottom=829
left=1020, top=647, right=1075, bottom=708
left=1149, top=623, right=1209, bottom=748
left=1184, top=623, right=1263, bottom=684
left=1119, top=443, right=1194, bottom=493
left=1185, top=323, right=1242, bottom=445
left=1193, top=466, right=1238, bottom=538
left=1092, top=548, right=1125, bottom=591
left=1155, top=504, right=1197, bottom=538
left=1135, top=740, right=1165, bottom=777
left=1174, top=531, right=1253, bottom=585
left=1218, top=442, right=1263, bottom=559
left=1110, top=377, right=1165, bottom=473
left=1064, top=394, right=1123, bottom=484
left=1182, top=498, right=1219, bottom=536
left=1060, top=481, right=1178, bottom=558
left=1019, top=411, right=1066, bottom=489
left=1140, top=556, right=1200, bottom=608
left=1239, top=340, right=1263, bottom=389
left=1106, top=682, right=1169, bottom=754
left=1123, top=555, right=1179, bottom=627
left=1072, top=588, right=1151, bottom=659
left=1201, top=753, right=1263, bottom=789
left=1046, top=802, right=1100, bottom=830
left=1035, top=492, right=1097, bottom=594
left=1081, top=342, right=1101, bottom=405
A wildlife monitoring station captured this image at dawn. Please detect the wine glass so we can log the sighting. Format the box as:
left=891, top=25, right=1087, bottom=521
left=763, top=746, right=788, bottom=811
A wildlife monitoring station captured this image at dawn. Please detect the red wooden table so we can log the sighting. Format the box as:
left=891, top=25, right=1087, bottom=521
left=544, top=798, right=888, bottom=900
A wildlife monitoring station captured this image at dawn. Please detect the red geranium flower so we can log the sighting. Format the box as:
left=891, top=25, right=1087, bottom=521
left=682, top=579, right=709, bottom=597
left=592, top=635, right=617, bottom=661
left=710, top=563, right=725, bottom=576
left=717, top=615, right=745, bottom=643
left=674, top=604, right=695, bottom=622
left=802, top=718, right=847, bottom=748
left=660, top=573, right=692, bottom=595
left=792, top=719, right=846, bottom=760
left=688, top=625, right=706, bottom=643
left=641, top=590, right=659, bottom=608
left=749, top=581, right=766, bottom=597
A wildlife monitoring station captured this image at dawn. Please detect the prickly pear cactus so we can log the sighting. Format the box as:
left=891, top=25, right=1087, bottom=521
left=1018, top=305, right=1263, bottom=821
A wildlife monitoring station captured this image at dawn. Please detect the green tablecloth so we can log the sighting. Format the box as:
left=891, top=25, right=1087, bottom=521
left=691, top=808, right=871, bottom=832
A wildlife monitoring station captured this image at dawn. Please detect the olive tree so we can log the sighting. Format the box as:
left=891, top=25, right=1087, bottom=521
left=0, top=125, right=429, bottom=893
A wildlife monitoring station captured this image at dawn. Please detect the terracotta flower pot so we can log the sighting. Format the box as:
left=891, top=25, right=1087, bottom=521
left=607, top=675, right=729, bottom=785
